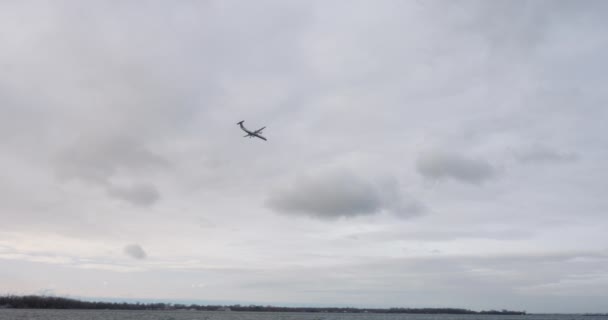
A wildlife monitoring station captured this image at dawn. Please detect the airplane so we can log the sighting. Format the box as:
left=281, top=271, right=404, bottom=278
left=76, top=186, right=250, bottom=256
left=237, top=120, right=267, bottom=141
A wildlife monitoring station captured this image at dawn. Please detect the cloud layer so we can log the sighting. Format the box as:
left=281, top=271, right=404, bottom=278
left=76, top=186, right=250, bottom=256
left=0, top=0, right=607, bottom=313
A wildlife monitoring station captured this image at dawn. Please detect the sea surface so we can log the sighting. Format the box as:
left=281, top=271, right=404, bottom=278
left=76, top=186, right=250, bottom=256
left=0, top=310, right=598, bottom=320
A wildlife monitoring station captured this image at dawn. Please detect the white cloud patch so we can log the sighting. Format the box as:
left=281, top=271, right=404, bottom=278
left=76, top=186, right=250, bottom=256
left=266, top=169, right=422, bottom=219
left=123, top=244, right=147, bottom=260
left=416, top=150, right=497, bottom=184
left=0, top=252, right=74, bottom=265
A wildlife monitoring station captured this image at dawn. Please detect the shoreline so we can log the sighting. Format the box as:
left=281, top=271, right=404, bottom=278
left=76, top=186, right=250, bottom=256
left=0, top=295, right=526, bottom=315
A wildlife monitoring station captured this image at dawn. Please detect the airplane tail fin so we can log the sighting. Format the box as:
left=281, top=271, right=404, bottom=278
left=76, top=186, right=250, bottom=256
left=237, top=120, right=244, bottom=125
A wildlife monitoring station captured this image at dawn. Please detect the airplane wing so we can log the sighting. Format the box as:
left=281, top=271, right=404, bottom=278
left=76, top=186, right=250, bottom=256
left=254, top=126, right=266, bottom=134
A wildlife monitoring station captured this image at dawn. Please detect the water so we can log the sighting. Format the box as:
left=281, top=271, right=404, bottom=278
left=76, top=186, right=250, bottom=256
left=0, top=310, right=595, bottom=320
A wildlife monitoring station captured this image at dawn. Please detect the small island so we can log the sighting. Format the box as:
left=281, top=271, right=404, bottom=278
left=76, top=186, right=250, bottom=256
left=0, top=295, right=525, bottom=315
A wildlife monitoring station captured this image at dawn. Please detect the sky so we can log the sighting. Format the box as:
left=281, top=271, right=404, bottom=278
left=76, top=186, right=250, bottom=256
left=1, top=0, right=607, bottom=314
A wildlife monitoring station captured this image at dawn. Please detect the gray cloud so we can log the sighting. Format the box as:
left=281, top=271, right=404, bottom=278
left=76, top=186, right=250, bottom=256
left=416, top=150, right=497, bottom=184
left=106, top=183, right=160, bottom=207
left=56, top=136, right=168, bottom=183
left=266, top=169, right=422, bottom=219
left=123, top=244, right=147, bottom=260
left=55, top=136, right=167, bottom=206
left=514, top=145, right=578, bottom=164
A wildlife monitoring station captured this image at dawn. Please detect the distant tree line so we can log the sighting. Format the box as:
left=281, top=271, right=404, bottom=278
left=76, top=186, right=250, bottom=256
left=0, top=295, right=526, bottom=315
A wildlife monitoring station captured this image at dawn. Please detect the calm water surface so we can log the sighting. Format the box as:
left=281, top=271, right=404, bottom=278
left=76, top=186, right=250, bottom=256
left=0, top=310, right=595, bottom=320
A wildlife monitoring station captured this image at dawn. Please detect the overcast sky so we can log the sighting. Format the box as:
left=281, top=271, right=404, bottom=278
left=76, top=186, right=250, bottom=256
left=1, top=0, right=607, bottom=314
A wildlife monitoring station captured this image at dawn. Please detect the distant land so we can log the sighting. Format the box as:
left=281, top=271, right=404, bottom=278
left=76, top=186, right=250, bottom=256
left=0, top=295, right=525, bottom=315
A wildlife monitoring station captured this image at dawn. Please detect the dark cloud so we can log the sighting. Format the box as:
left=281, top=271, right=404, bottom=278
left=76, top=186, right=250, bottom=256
left=267, top=170, right=380, bottom=219
left=266, top=169, right=422, bottom=219
left=416, top=150, right=497, bottom=184
left=124, top=244, right=147, bottom=260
